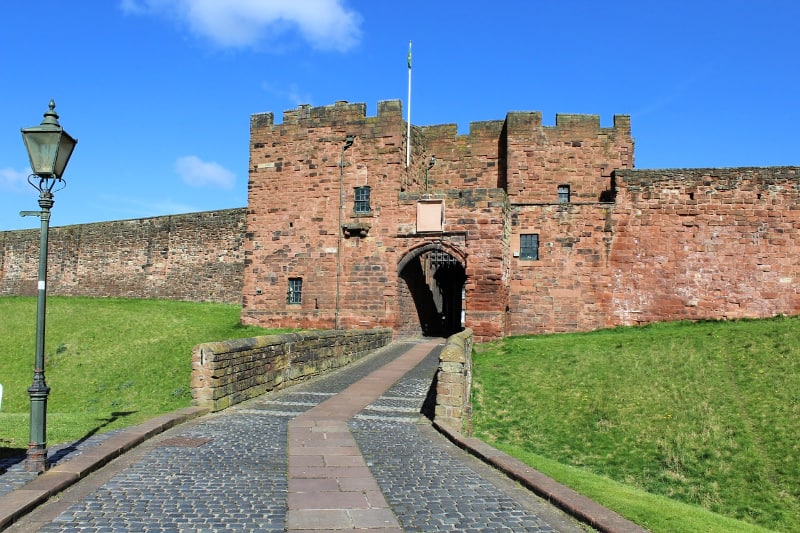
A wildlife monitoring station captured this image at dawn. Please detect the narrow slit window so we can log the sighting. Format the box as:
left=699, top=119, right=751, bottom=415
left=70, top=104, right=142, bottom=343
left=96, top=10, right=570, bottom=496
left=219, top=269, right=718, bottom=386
left=520, top=234, right=539, bottom=260
left=558, top=184, right=570, bottom=203
left=287, top=277, right=303, bottom=304
left=354, top=186, right=371, bottom=214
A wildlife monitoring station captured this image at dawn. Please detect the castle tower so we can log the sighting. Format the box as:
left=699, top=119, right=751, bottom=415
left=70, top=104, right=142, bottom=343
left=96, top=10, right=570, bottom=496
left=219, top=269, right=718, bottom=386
left=242, top=100, right=633, bottom=340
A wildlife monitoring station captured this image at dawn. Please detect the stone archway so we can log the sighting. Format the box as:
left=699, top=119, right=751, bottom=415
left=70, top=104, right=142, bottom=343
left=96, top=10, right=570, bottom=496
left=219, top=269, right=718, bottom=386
left=397, top=243, right=466, bottom=337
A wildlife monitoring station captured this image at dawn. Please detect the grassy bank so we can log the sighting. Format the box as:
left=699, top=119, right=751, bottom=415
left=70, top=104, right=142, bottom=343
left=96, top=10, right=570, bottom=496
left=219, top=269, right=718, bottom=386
left=471, top=317, right=799, bottom=532
left=0, top=296, right=285, bottom=457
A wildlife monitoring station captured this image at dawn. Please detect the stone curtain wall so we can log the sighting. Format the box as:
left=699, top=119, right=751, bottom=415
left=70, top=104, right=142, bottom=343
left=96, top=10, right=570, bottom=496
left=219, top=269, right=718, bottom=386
left=191, top=328, right=393, bottom=411
left=0, top=208, right=246, bottom=304
left=609, top=167, right=800, bottom=324
left=434, top=328, right=474, bottom=435
left=505, top=166, right=800, bottom=334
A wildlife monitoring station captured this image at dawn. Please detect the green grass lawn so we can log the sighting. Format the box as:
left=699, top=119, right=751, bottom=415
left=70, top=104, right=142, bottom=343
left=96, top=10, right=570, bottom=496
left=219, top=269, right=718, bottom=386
left=471, top=317, right=800, bottom=533
left=0, top=296, right=287, bottom=458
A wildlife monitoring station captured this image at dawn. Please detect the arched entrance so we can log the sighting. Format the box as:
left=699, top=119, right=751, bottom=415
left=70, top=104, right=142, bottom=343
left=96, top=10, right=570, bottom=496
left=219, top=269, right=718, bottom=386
left=397, top=243, right=466, bottom=337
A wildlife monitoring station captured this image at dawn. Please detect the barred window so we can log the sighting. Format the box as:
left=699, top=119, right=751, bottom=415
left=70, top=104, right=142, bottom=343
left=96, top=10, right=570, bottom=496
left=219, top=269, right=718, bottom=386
left=354, top=186, right=371, bottom=214
left=287, top=278, right=302, bottom=304
left=520, top=234, right=539, bottom=260
left=558, top=184, right=570, bottom=203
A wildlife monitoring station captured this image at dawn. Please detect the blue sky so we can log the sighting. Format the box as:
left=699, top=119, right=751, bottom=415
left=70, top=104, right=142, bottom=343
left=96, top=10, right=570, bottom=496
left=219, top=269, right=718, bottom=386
left=1, top=1, right=797, bottom=230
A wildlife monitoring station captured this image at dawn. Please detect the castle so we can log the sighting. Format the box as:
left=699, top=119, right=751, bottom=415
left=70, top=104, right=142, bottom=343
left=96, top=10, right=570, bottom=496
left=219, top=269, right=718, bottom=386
left=2, top=100, right=799, bottom=341
left=241, top=100, right=800, bottom=340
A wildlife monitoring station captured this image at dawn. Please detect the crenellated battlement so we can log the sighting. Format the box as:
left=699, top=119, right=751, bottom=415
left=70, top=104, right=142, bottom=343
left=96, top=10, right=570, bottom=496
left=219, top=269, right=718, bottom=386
left=556, top=113, right=600, bottom=128
left=505, top=111, right=631, bottom=135
left=249, top=99, right=634, bottom=202
left=251, top=100, right=404, bottom=132
left=251, top=100, right=629, bottom=140
left=503, top=110, right=634, bottom=203
left=418, top=123, right=458, bottom=140
left=282, top=101, right=367, bottom=125
left=467, top=120, right=506, bottom=138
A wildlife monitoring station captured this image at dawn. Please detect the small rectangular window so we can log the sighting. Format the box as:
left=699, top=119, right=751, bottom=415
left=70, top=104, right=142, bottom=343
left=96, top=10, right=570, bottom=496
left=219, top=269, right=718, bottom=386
left=354, top=186, right=371, bottom=214
left=287, top=278, right=302, bottom=304
left=520, top=234, right=539, bottom=260
left=558, top=184, right=570, bottom=203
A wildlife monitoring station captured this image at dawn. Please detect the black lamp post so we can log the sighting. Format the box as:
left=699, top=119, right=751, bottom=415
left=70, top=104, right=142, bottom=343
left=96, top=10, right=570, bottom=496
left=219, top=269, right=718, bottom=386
left=424, top=155, right=435, bottom=193
left=335, top=135, right=355, bottom=330
left=19, top=100, right=77, bottom=472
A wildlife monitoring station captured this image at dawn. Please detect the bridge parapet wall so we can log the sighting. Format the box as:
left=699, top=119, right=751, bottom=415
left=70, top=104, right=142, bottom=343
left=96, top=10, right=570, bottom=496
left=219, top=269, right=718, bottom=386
left=434, top=328, right=474, bottom=434
left=191, top=328, right=393, bottom=412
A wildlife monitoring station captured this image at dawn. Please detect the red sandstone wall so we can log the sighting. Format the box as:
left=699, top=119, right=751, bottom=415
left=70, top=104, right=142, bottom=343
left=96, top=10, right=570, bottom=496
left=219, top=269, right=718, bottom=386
left=0, top=209, right=245, bottom=303
left=506, top=167, right=800, bottom=335
left=489, top=112, right=633, bottom=336
left=418, top=120, right=505, bottom=191
left=243, top=101, right=404, bottom=331
left=610, top=167, right=800, bottom=324
left=506, top=204, right=616, bottom=335
left=243, top=101, right=510, bottom=340
left=506, top=112, right=633, bottom=203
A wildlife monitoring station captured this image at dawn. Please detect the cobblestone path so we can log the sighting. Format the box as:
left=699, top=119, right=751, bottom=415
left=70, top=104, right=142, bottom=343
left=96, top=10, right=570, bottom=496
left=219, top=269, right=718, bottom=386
left=4, top=340, right=587, bottom=532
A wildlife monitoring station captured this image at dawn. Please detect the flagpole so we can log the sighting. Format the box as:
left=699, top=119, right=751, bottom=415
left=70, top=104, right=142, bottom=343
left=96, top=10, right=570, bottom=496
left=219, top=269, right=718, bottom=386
left=406, top=40, right=412, bottom=168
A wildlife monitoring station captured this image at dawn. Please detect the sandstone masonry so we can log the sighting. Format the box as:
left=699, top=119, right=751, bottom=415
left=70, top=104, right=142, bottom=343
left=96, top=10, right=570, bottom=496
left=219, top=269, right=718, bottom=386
left=242, top=100, right=640, bottom=340
left=2, top=100, right=798, bottom=340
left=191, top=328, right=392, bottom=411
left=0, top=209, right=245, bottom=303
left=242, top=101, right=799, bottom=340
left=433, top=328, right=474, bottom=435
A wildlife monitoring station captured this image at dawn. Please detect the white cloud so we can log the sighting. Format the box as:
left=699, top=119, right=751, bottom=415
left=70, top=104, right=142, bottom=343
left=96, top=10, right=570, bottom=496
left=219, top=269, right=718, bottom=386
left=262, top=81, right=313, bottom=107
left=175, top=155, right=235, bottom=189
left=0, top=167, right=29, bottom=192
left=121, top=0, right=362, bottom=51
left=119, top=0, right=148, bottom=14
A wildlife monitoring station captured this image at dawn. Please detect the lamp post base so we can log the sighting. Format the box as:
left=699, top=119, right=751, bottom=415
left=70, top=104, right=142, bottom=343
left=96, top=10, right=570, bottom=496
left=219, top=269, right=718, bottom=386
left=25, top=445, right=48, bottom=473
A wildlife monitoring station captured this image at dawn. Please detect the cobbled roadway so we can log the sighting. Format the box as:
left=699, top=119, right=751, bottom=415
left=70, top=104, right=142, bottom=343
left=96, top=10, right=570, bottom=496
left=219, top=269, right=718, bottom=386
left=9, top=341, right=584, bottom=532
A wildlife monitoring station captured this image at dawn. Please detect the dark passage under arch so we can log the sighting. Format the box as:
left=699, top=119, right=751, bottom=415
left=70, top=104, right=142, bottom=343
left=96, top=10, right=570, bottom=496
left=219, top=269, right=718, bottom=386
left=398, top=246, right=466, bottom=337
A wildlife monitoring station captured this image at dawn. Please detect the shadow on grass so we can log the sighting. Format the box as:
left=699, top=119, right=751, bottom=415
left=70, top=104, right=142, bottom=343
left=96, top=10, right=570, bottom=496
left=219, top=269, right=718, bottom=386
left=0, top=410, right=137, bottom=474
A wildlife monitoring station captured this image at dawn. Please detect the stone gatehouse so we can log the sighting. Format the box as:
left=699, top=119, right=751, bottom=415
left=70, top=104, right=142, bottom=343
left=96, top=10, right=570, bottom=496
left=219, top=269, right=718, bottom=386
left=241, top=100, right=800, bottom=341
left=2, top=99, right=798, bottom=341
